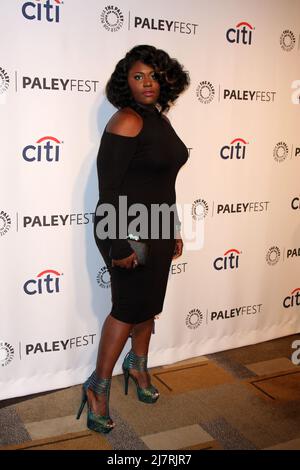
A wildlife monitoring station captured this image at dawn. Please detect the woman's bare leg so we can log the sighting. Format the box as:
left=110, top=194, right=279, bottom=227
left=87, top=314, right=132, bottom=415
left=130, top=317, right=155, bottom=388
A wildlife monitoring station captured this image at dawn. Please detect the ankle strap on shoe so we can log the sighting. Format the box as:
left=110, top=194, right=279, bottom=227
left=127, top=350, right=148, bottom=372
left=88, top=371, right=112, bottom=395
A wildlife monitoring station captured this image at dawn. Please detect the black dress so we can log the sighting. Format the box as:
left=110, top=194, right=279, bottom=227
left=94, top=106, right=188, bottom=324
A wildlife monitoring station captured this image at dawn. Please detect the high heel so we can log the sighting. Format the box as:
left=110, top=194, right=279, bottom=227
left=76, top=371, right=115, bottom=434
left=122, top=350, right=159, bottom=404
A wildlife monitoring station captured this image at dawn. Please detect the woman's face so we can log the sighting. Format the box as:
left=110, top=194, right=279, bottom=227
left=127, top=61, right=160, bottom=106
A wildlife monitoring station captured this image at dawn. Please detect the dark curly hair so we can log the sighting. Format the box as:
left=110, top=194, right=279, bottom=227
left=106, top=45, right=189, bottom=113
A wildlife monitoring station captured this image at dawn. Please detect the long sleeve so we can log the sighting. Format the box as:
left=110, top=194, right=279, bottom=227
left=96, top=132, right=139, bottom=260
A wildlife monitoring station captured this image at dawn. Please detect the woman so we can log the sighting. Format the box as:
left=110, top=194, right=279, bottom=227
left=77, top=45, right=189, bottom=433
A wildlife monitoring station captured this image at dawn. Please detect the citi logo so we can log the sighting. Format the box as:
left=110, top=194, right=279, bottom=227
left=226, top=21, right=254, bottom=45
left=22, top=0, right=63, bottom=23
left=213, top=248, right=241, bottom=271
left=291, top=197, right=300, bottom=210
left=220, top=138, right=248, bottom=160
left=283, top=288, right=300, bottom=308
left=23, top=136, right=62, bottom=162
left=23, top=269, right=62, bottom=295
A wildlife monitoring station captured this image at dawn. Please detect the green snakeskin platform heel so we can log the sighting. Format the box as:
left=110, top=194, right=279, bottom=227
left=76, top=371, right=115, bottom=434
left=122, top=350, right=160, bottom=404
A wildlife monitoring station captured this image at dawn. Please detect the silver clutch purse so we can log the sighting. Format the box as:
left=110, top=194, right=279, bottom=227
left=127, top=236, right=149, bottom=266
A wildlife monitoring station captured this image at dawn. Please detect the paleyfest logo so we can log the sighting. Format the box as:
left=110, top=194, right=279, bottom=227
left=100, top=5, right=124, bottom=32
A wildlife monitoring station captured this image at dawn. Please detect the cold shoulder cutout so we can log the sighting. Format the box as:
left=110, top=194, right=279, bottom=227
left=106, top=108, right=143, bottom=137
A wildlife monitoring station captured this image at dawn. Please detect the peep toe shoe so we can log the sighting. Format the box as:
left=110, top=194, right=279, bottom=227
left=122, top=350, right=159, bottom=404
left=76, top=371, right=115, bottom=434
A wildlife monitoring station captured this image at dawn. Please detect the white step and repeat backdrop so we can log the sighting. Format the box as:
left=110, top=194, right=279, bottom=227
left=1, top=0, right=299, bottom=399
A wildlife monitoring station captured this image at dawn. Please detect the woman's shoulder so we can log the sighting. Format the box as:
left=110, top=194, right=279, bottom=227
left=106, top=107, right=143, bottom=137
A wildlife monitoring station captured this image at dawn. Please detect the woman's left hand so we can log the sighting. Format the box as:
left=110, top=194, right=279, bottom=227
left=173, top=236, right=183, bottom=259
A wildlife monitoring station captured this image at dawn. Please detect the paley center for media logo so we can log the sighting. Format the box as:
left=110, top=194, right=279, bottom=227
left=0, top=340, right=14, bottom=367
left=192, top=198, right=270, bottom=218
left=22, top=0, right=63, bottom=23
left=273, top=141, right=300, bottom=162
left=226, top=21, right=255, bottom=45
left=23, top=136, right=63, bottom=162
left=186, top=309, right=203, bottom=329
left=100, top=5, right=124, bottom=32
left=280, top=30, right=298, bottom=52
left=0, top=211, right=11, bottom=236
left=97, top=266, right=111, bottom=289
left=0, top=67, right=10, bottom=94
left=266, top=246, right=281, bottom=265
left=196, top=80, right=276, bottom=104
left=100, top=4, right=199, bottom=35
left=23, top=269, right=63, bottom=295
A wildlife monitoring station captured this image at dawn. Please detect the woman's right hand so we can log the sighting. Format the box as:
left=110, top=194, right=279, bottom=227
left=112, top=252, right=138, bottom=269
